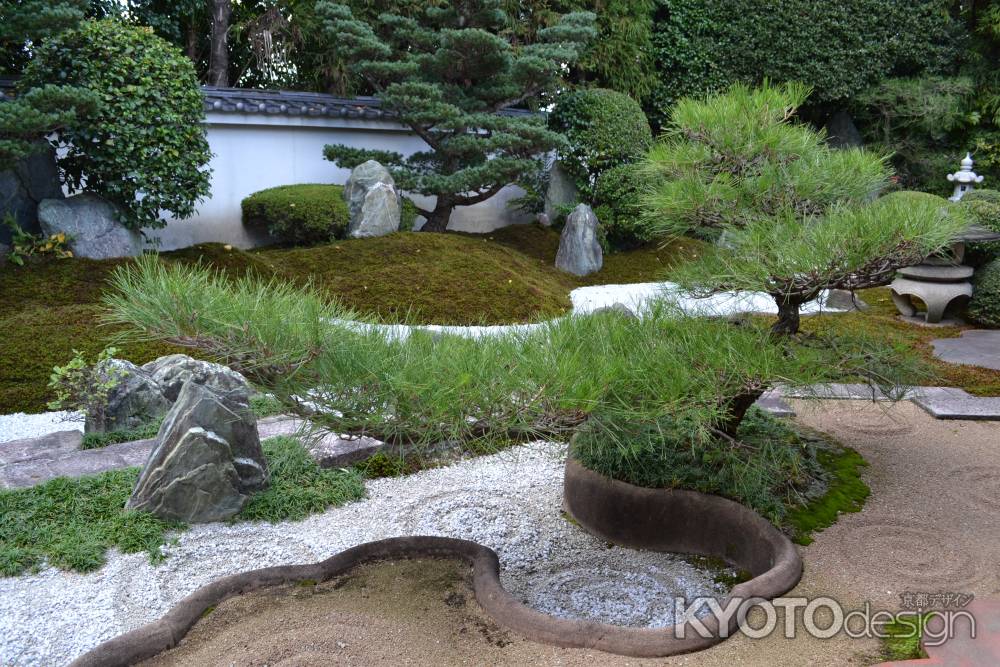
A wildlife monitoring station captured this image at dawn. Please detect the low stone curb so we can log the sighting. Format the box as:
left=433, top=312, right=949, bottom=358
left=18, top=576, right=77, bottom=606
left=0, top=416, right=387, bottom=490
left=71, top=467, right=804, bottom=666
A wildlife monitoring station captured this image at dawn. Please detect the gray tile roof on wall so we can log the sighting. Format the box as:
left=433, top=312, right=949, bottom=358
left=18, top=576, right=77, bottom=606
left=0, top=78, right=534, bottom=120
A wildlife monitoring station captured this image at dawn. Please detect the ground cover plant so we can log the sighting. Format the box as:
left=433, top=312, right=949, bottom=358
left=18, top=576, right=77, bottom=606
left=0, top=437, right=364, bottom=576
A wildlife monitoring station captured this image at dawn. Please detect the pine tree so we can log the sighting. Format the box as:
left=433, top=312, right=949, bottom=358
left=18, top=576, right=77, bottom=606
left=317, top=0, right=596, bottom=231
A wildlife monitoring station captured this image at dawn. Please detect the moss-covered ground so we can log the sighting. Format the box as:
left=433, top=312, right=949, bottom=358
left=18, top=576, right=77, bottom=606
left=0, top=225, right=692, bottom=413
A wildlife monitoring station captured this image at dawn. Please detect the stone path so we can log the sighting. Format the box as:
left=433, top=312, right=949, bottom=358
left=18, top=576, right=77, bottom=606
left=0, top=416, right=386, bottom=490
left=931, top=329, right=1000, bottom=371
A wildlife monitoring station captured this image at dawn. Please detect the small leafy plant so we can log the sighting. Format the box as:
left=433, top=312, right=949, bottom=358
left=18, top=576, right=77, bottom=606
left=47, top=347, right=124, bottom=424
left=3, top=214, right=73, bottom=266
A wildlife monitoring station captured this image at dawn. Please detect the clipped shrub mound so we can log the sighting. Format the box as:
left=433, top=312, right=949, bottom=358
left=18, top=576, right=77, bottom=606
left=242, top=184, right=350, bottom=246
left=549, top=88, right=652, bottom=192
left=969, top=257, right=1000, bottom=327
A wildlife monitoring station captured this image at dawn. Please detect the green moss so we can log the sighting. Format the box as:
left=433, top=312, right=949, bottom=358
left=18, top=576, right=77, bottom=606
left=249, top=394, right=285, bottom=418
left=241, top=184, right=350, bottom=246
left=81, top=419, right=162, bottom=449
left=881, top=613, right=931, bottom=661
left=787, top=447, right=870, bottom=545
left=352, top=451, right=414, bottom=479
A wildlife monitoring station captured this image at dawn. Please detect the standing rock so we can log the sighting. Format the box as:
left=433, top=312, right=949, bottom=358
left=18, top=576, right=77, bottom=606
left=90, top=359, right=171, bottom=434
left=38, top=194, right=142, bottom=259
left=127, top=380, right=268, bottom=523
left=343, top=160, right=401, bottom=238
left=825, top=110, right=864, bottom=149
left=142, top=354, right=252, bottom=403
left=555, top=203, right=603, bottom=276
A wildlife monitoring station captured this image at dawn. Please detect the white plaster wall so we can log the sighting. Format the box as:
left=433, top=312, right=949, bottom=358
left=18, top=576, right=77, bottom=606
left=151, top=113, right=533, bottom=250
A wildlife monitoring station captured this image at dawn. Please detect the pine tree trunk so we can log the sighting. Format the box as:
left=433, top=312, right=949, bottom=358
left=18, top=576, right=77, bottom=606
left=771, top=295, right=803, bottom=337
left=421, top=198, right=454, bottom=232
left=718, top=388, right=766, bottom=438
left=208, top=0, right=231, bottom=87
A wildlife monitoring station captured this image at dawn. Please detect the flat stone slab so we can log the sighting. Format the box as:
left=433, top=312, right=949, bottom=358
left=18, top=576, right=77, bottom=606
left=0, top=415, right=386, bottom=490
left=754, top=390, right=796, bottom=417
left=898, top=264, right=974, bottom=281
left=911, top=387, right=1000, bottom=420
left=931, top=329, right=1000, bottom=371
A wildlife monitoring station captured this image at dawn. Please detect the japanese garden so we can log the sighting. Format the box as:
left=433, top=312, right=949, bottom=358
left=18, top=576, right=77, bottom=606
left=2, top=1, right=1000, bottom=665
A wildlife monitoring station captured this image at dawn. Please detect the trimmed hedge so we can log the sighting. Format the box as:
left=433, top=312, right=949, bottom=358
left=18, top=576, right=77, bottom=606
left=548, top=88, right=652, bottom=193
left=969, top=258, right=1000, bottom=327
left=242, top=184, right=350, bottom=246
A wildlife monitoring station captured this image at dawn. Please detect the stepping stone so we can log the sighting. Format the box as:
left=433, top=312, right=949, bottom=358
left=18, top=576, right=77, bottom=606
left=911, top=387, right=1000, bottom=421
left=754, top=390, right=795, bottom=417
left=875, top=597, right=1000, bottom=666
left=931, top=329, right=1000, bottom=371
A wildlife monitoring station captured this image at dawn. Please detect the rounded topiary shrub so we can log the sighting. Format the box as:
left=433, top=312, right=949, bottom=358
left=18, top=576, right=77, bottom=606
left=592, top=162, right=653, bottom=250
left=969, top=258, right=1000, bottom=327
left=549, top=88, right=653, bottom=193
left=20, top=20, right=211, bottom=230
left=242, top=184, right=350, bottom=246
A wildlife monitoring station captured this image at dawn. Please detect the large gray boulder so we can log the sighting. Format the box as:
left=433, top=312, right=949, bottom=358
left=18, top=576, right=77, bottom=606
left=0, top=145, right=62, bottom=245
left=141, top=354, right=252, bottom=403
left=543, top=160, right=578, bottom=222
left=38, top=194, right=142, bottom=259
left=90, top=360, right=171, bottom=434
left=127, top=380, right=268, bottom=523
left=555, top=203, right=603, bottom=276
left=343, top=160, right=401, bottom=238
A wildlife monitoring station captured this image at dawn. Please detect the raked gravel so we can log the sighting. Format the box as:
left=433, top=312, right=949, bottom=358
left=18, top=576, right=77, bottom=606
left=0, top=411, right=82, bottom=445
left=0, top=441, right=729, bottom=667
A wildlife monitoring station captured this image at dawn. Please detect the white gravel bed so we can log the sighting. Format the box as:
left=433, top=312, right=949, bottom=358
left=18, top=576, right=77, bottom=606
left=0, top=411, right=83, bottom=445
left=0, top=441, right=730, bottom=666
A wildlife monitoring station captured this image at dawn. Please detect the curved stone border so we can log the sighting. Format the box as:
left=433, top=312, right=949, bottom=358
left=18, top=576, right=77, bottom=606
left=71, top=469, right=800, bottom=664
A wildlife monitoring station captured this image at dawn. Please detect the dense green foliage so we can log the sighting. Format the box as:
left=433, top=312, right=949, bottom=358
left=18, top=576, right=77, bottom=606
left=959, top=189, right=1000, bottom=265
left=0, top=437, right=364, bottom=576
left=0, top=228, right=689, bottom=413
left=104, top=259, right=928, bottom=457
left=0, top=0, right=88, bottom=75
left=592, top=163, right=653, bottom=249
left=969, top=257, right=1000, bottom=326
left=644, top=83, right=968, bottom=334
left=242, top=184, right=350, bottom=245
left=549, top=88, right=652, bottom=194
left=317, top=0, right=595, bottom=231
left=0, top=85, right=98, bottom=171
left=20, top=20, right=212, bottom=230
left=646, top=0, right=960, bottom=127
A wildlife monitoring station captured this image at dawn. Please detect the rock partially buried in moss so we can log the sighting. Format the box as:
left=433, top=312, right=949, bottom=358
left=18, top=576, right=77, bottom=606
left=555, top=203, right=603, bottom=276
left=344, top=160, right=401, bottom=238
left=127, top=380, right=268, bottom=522
left=38, top=194, right=142, bottom=259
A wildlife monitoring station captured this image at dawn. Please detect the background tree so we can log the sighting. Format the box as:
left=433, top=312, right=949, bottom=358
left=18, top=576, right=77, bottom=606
left=643, top=82, right=970, bottom=336
left=317, top=0, right=596, bottom=232
left=208, top=0, right=232, bottom=86
left=20, top=20, right=212, bottom=230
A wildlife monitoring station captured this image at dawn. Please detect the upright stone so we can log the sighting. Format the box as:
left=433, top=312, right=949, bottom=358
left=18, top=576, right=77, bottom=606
left=0, top=144, right=63, bottom=245
left=127, top=380, right=268, bottom=523
left=38, top=194, right=142, bottom=259
left=343, top=160, right=401, bottom=238
left=543, top=160, right=578, bottom=222
left=555, top=203, right=603, bottom=276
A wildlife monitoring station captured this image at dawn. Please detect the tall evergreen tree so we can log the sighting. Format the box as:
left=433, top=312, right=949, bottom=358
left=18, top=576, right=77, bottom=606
left=317, top=0, right=596, bottom=232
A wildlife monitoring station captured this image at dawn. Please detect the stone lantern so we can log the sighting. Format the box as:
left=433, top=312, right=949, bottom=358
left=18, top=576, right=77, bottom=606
left=947, top=153, right=984, bottom=202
